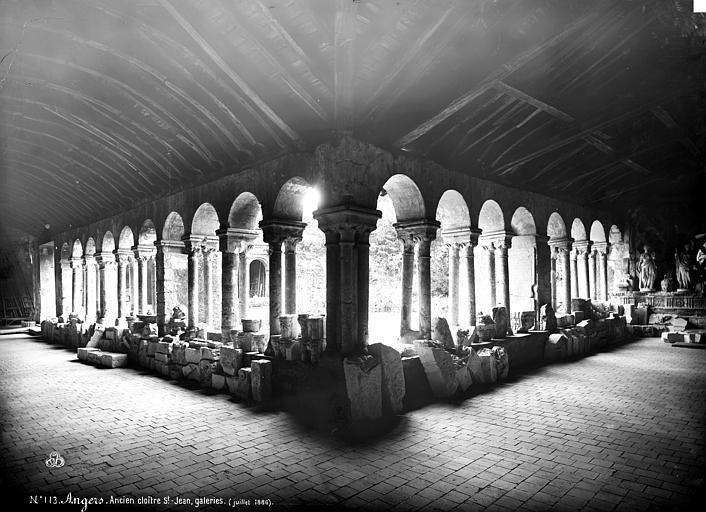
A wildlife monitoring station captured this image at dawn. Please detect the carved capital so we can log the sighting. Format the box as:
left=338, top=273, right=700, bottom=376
left=216, top=227, right=259, bottom=253
left=260, top=219, right=307, bottom=245
left=314, top=204, right=381, bottom=245
left=70, top=257, right=84, bottom=269
left=394, top=219, right=440, bottom=247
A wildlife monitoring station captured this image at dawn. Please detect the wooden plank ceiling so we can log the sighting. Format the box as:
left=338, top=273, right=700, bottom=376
left=0, top=0, right=704, bottom=236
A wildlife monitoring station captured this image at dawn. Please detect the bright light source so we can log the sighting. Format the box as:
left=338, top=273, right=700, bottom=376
left=301, top=188, right=320, bottom=219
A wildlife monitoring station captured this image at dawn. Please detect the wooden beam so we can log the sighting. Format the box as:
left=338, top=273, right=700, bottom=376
left=394, top=7, right=605, bottom=148
left=157, top=0, right=299, bottom=142
left=333, top=0, right=357, bottom=127
left=493, top=81, right=574, bottom=123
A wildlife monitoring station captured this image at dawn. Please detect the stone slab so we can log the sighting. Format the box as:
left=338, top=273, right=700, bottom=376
left=343, top=356, right=382, bottom=421
left=401, top=356, right=434, bottom=410
left=368, top=343, right=405, bottom=415
left=100, top=352, right=128, bottom=368
left=77, top=347, right=99, bottom=361
left=220, top=346, right=243, bottom=376
left=154, top=352, right=169, bottom=363
left=671, top=342, right=706, bottom=349
left=85, top=325, right=105, bottom=348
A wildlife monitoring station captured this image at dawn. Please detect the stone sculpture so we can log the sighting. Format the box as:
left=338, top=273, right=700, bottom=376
left=637, top=245, right=656, bottom=291
left=675, top=246, right=693, bottom=290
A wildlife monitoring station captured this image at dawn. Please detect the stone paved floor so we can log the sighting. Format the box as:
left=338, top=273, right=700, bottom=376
left=1, top=333, right=705, bottom=512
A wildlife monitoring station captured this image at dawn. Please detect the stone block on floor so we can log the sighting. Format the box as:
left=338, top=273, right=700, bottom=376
left=199, top=360, right=213, bottom=387
left=200, top=346, right=218, bottom=361
left=225, top=375, right=238, bottom=394
left=154, top=352, right=169, bottom=364
left=456, top=327, right=478, bottom=347
left=235, top=368, right=252, bottom=400
left=477, top=348, right=498, bottom=384
left=211, top=373, right=226, bottom=391
left=414, top=341, right=459, bottom=398
left=100, top=352, right=128, bottom=368
left=77, top=347, right=99, bottom=361
left=455, top=364, right=472, bottom=392
left=182, top=363, right=200, bottom=381
left=86, top=324, right=105, bottom=348
left=220, top=346, right=243, bottom=376
left=368, top=342, right=405, bottom=415
left=185, top=348, right=201, bottom=364
left=235, top=332, right=254, bottom=352
left=431, top=317, right=455, bottom=350
left=545, top=333, right=568, bottom=361
left=251, top=359, right=272, bottom=402
left=343, top=355, right=382, bottom=421
left=467, top=348, right=483, bottom=384
left=491, top=346, right=509, bottom=380
left=556, top=314, right=574, bottom=328
left=168, top=363, right=182, bottom=380
left=492, top=307, right=509, bottom=338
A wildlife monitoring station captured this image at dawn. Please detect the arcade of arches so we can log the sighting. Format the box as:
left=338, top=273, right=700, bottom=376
left=37, top=138, right=630, bottom=357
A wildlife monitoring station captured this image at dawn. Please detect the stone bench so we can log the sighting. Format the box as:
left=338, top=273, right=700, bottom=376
left=77, top=347, right=128, bottom=368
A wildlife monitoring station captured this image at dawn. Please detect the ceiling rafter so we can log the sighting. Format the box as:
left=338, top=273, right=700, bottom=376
left=213, top=0, right=329, bottom=121
left=333, top=0, right=357, bottom=127
left=156, top=0, right=299, bottom=145
left=394, top=6, right=606, bottom=148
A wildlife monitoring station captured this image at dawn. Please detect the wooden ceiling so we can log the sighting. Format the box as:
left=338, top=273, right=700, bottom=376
left=1, top=0, right=704, bottom=236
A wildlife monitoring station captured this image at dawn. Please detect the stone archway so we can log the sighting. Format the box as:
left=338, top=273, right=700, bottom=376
left=477, top=199, right=506, bottom=315
left=509, top=206, right=537, bottom=313
left=190, top=203, right=221, bottom=330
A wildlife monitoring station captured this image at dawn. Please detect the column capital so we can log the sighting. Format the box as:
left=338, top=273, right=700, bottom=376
left=181, top=234, right=217, bottom=252
left=259, top=219, right=307, bottom=245
left=115, top=249, right=132, bottom=264
left=134, top=243, right=156, bottom=261
left=156, top=239, right=185, bottom=254
left=393, top=219, right=440, bottom=245
left=593, top=241, right=609, bottom=255
left=573, top=239, right=592, bottom=254
left=479, top=230, right=512, bottom=250
left=548, top=236, right=574, bottom=250
left=70, top=256, right=84, bottom=268
left=314, top=204, right=381, bottom=241
left=215, top=227, right=259, bottom=253
left=442, top=226, right=482, bottom=247
left=59, top=258, right=71, bottom=269
left=83, top=254, right=96, bottom=265
left=95, top=251, right=115, bottom=264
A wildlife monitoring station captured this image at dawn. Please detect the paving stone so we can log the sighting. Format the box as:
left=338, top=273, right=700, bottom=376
left=343, top=355, right=382, bottom=420
left=368, top=342, right=405, bottom=415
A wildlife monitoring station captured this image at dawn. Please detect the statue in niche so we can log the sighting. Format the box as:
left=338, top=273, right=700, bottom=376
left=637, top=245, right=657, bottom=291
left=675, top=245, right=694, bottom=290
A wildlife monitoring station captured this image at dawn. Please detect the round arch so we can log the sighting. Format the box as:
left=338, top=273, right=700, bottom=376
left=590, top=220, right=606, bottom=242
left=478, top=199, right=505, bottom=233
left=571, top=218, right=587, bottom=241
left=273, top=177, right=313, bottom=221
left=101, top=231, right=116, bottom=253
left=72, top=239, right=83, bottom=258
left=60, top=242, right=71, bottom=260
left=118, top=226, right=135, bottom=249
left=609, top=225, right=622, bottom=244
left=163, top=212, right=185, bottom=241
left=138, top=219, right=157, bottom=244
left=547, top=212, right=567, bottom=239
left=85, top=237, right=96, bottom=256
left=192, top=203, right=219, bottom=236
left=382, top=174, right=425, bottom=222
left=435, top=190, right=470, bottom=230
left=229, top=192, right=262, bottom=229
left=510, top=207, right=536, bottom=236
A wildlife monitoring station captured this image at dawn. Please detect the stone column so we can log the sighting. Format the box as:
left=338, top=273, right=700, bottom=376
left=137, top=255, right=148, bottom=315
left=574, top=241, right=591, bottom=299
left=183, top=237, right=201, bottom=328
left=314, top=204, right=381, bottom=356
left=60, top=258, right=72, bottom=317
left=397, top=234, right=415, bottom=335
left=129, top=254, right=139, bottom=316
left=570, top=250, right=578, bottom=300
left=493, top=237, right=512, bottom=318
left=217, top=228, right=258, bottom=339
left=444, top=227, right=481, bottom=326
left=588, top=250, right=598, bottom=299
left=534, top=235, right=552, bottom=311
left=115, top=251, right=130, bottom=318
left=70, top=257, right=83, bottom=316
left=203, top=247, right=215, bottom=327
left=549, top=238, right=572, bottom=314
left=594, top=242, right=609, bottom=302
left=238, top=249, right=250, bottom=320
left=395, top=220, right=439, bottom=340
left=447, top=242, right=460, bottom=326
left=284, top=235, right=303, bottom=314
left=482, top=243, right=496, bottom=308
left=261, top=220, right=307, bottom=337
left=84, top=255, right=97, bottom=323
left=98, top=253, right=117, bottom=323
